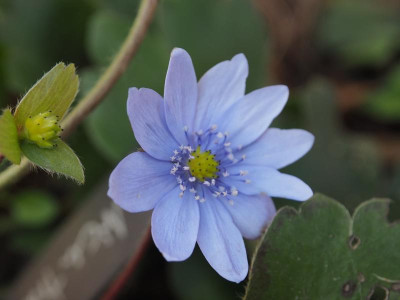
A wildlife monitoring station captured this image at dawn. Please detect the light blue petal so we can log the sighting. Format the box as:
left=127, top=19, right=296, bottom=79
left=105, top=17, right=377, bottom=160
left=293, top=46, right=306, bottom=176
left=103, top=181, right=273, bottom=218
left=239, top=128, right=314, bottom=169
left=195, top=54, right=248, bottom=130
left=152, top=187, right=199, bottom=261
left=222, top=194, right=276, bottom=239
left=218, top=85, right=288, bottom=148
left=197, top=190, right=248, bottom=283
left=108, top=152, right=176, bottom=212
left=127, top=88, right=179, bottom=160
left=223, top=165, right=313, bottom=201
left=164, top=48, right=197, bottom=145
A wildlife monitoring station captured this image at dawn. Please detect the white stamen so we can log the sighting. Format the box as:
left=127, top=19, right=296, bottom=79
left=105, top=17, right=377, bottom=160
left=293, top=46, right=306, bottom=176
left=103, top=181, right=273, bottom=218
left=224, top=142, right=231, bottom=147
left=176, top=156, right=182, bottom=162
left=217, top=132, right=224, bottom=139
left=183, top=125, right=188, bottom=132
left=213, top=191, right=221, bottom=197
left=189, top=155, right=195, bottom=159
left=189, top=177, right=196, bottom=182
left=200, top=198, right=206, bottom=203
left=176, top=176, right=182, bottom=184
left=185, top=145, right=193, bottom=153
left=196, top=130, right=203, bottom=136
left=203, top=181, right=211, bottom=186
left=189, top=188, right=196, bottom=193
left=231, top=189, right=238, bottom=196
left=179, top=145, right=184, bottom=150
left=245, top=179, right=251, bottom=184
left=183, top=166, right=190, bottom=171
left=227, top=153, right=235, bottom=161
left=174, top=162, right=181, bottom=168
left=195, top=195, right=200, bottom=200
left=173, top=150, right=179, bottom=155
left=170, top=156, right=176, bottom=161
left=170, top=166, right=178, bottom=175
left=211, top=179, right=216, bottom=186
left=218, top=186, right=226, bottom=191
left=223, top=171, right=230, bottom=177
left=180, top=184, right=186, bottom=191
left=210, top=124, right=217, bottom=131
left=224, top=131, right=229, bottom=136
left=239, top=170, right=248, bottom=176
left=222, top=191, right=228, bottom=197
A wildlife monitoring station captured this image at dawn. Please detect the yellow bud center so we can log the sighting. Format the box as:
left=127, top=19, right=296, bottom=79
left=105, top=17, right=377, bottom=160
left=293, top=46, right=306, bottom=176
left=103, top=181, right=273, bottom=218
left=187, top=146, right=219, bottom=182
left=24, top=111, right=61, bottom=148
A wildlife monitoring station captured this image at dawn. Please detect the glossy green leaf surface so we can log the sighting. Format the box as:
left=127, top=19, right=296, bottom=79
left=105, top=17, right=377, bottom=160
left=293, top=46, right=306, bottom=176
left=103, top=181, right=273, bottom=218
left=14, top=63, right=79, bottom=127
left=21, top=139, right=84, bottom=184
left=0, top=108, right=21, bottom=164
left=245, top=194, right=400, bottom=300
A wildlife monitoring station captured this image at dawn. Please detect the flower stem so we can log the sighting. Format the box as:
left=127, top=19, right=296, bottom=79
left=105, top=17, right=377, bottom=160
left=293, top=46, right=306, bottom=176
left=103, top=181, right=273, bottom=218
left=0, top=0, right=159, bottom=190
left=100, top=228, right=152, bottom=300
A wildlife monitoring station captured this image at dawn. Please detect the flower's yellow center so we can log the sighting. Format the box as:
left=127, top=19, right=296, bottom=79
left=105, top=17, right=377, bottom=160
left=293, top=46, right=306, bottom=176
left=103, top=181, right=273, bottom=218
left=24, top=111, right=61, bottom=148
left=187, top=146, right=219, bottom=182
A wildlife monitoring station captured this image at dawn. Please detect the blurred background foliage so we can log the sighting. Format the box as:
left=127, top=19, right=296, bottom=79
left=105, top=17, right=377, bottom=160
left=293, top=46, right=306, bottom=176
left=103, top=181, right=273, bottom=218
left=0, top=0, right=399, bottom=298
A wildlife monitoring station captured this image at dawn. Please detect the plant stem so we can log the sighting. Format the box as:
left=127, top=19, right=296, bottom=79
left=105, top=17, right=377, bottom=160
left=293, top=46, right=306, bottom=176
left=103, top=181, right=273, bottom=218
left=0, top=0, right=159, bottom=190
left=61, top=0, right=158, bottom=137
left=100, top=228, right=152, bottom=300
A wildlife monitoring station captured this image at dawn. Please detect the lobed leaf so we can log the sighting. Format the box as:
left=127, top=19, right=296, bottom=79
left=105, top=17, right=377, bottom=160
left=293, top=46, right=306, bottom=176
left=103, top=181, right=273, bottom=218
left=245, top=194, right=400, bottom=300
left=21, top=139, right=84, bottom=184
left=0, top=109, right=21, bottom=164
left=14, top=62, right=79, bottom=128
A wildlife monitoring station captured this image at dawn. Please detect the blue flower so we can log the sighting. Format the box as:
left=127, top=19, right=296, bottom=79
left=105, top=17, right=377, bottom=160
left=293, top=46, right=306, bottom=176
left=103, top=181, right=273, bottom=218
left=108, top=48, right=314, bottom=283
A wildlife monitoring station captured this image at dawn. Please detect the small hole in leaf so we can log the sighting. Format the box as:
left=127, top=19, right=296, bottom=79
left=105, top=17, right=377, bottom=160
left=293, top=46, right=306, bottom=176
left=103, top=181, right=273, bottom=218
left=367, top=286, right=389, bottom=300
left=348, top=235, right=360, bottom=250
left=342, top=280, right=357, bottom=298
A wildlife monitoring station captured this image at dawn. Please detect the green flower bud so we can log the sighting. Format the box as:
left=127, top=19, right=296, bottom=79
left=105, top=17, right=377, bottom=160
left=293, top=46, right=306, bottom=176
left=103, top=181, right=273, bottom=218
left=24, top=111, right=61, bottom=148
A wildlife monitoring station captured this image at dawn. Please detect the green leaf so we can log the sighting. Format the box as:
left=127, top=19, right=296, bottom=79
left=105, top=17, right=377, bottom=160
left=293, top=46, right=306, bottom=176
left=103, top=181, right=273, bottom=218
left=83, top=20, right=168, bottom=162
left=0, top=0, right=94, bottom=93
left=14, top=62, right=79, bottom=127
left=86, top=10, right=131, bottom=65
left=363, top=64, right=400, bottom=121
left=11, top=190, right=59, bottom=228
left=317, top=0, right=400, bottom=68
left=245, top=194, right=400, bottom=299
left=21, top=139, right=84, bottom=184
left=0, top=108, right=21, bottom=164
